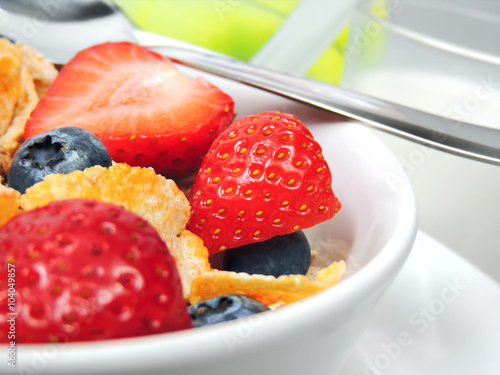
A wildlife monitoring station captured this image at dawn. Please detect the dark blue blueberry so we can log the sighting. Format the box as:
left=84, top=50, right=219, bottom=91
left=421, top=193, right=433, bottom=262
left=189, top=294, right=269, bottom=328
left=8, top=127, right=112, bottom=193
left=222, top=230, right=311, bottom=277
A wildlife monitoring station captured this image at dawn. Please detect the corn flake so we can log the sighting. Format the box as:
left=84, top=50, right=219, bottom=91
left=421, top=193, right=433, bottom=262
left=0, top=145, right=12, bottom=184
left=0, top=39, right=21, bottom=136
left=189, top=260, right=346, bottom=306
left=172, top=229, right=212, bottom=296
left=0, top=67, right=39, bottom=153
left=15, top=42, right=58, bottom=99
left=0, top=184, right=20, bottom=226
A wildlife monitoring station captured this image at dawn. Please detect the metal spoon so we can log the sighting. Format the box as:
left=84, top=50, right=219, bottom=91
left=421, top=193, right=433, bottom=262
left=1, top=0, right=500, bottom=166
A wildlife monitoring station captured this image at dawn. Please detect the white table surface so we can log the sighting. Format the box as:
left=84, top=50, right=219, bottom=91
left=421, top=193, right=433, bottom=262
left=338, top=230, right=500, bottom=375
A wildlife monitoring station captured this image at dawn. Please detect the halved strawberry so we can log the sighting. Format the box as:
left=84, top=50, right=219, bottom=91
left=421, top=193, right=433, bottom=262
left=187, top=112, right=341, bottom=254
left=0, top=199, right=191, bottom=343
left=24, top=42, right=235, bottom=177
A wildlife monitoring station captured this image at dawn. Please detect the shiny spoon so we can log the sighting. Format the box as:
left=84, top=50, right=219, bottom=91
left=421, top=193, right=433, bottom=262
left=1, top=0, right=500, bottom=166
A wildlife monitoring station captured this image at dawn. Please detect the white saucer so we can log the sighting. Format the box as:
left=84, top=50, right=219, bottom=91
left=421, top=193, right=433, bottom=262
left=338, top=231, right=500, bottom=375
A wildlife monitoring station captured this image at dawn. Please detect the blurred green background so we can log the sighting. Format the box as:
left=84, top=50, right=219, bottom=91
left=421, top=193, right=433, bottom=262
left=114, top=0, right=349, bottom=84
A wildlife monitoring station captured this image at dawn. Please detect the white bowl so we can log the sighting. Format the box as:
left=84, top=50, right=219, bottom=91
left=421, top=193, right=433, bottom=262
left=6, top=70, right=418, bottom=375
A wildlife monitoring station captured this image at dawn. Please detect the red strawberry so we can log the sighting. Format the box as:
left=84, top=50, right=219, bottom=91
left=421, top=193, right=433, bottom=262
left=0, top=199, right=191, bottom=344
left=187, top=112, right=341, bottom=254
left=24, top=42, right=235, bottom=177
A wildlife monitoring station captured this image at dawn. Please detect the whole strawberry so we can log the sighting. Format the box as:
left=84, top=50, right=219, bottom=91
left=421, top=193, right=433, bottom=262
left=24, top=42, right=235, bottom=177
left=187, top=112, right=341, bottom=254
left=0, top=199, right=191, bottom=344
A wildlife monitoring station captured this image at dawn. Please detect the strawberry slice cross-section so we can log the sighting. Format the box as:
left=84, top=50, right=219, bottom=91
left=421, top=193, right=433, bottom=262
left=24, top=42, right=235, bottom=177
left=187, top=112, right=342, bottom=254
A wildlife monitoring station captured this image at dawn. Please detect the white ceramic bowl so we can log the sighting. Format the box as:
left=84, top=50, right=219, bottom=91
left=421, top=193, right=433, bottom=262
left=6, top=70, right=418, bottom=375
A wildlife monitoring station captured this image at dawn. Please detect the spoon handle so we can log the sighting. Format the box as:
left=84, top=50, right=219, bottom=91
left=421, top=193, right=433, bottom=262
left=146, top=42, right=500, bottom=166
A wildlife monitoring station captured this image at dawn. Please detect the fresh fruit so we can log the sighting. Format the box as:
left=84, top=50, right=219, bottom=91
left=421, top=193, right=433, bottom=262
left=187, top=111, right=341, bottom=254
left=188, top=294, right=269, bottom=328
left=24, top=42, right=235, bottom=177
left=8, top=126, right=112, bottom=193
left=0, top=199, right=191, bottom=343
left=222, top=230, right=311, bottom=277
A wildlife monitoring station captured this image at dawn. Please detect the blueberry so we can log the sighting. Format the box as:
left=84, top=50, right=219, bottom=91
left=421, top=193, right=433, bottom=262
left=189, top=294, right=269, bottom=328
left=8, top=127, right=112, bottom=193
left=222, top=230, right=311, bottom=277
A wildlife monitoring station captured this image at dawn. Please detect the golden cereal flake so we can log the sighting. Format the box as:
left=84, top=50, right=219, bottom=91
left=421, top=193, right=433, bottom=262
left=20, top=164, right=190, bottom=247
left=15, top=42, right=58, bottom=99
left=0, top=145, right=12, bottom=184
left=0, top=184, right=20, bottom=226
left=171, top=229, right=211, bottom=297
left=0, top=67, right=39, bottom=153
left=189, top=260, right=346, bottom=306
left=0, top=38, right=21, bottom=136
